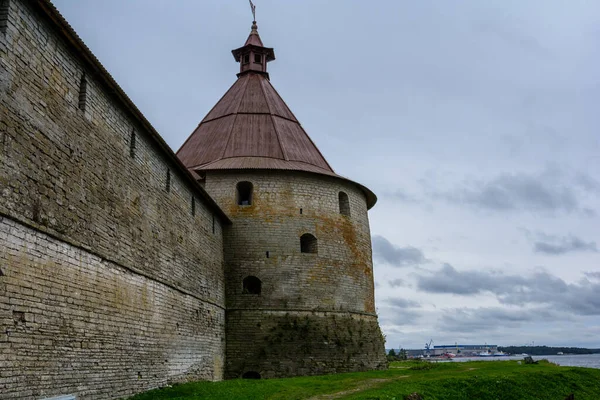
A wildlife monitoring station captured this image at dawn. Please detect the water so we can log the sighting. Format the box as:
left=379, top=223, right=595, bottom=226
left=447, top=354, right=600, bottom=369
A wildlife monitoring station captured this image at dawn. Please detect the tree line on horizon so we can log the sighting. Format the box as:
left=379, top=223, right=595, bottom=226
left=498, top=346, right=600, bottom=355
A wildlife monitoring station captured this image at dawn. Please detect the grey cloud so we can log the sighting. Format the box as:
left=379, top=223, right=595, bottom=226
left=585, top=271, right=600, bottom=280
left=575, top=172, right=600, bottom=193
left=380, top=309, right=422, bottom=326
left=583, top=208, right=596, bottom=217
left=416, top=263, right=517, bottom=295
left=372, top=235, right=427, bottom=267
left=386, top=297, right=421, bottom=309
left=389, top=189, right=420, bottom=203
left=502, top=278, right=600, bottom=316
left=533, top=234, right=598, bottom=255
left=417, top=265, right=600, bottom=316
left=439, top=307, right=560, bottom=333
left=388, top=278, right=407, bottom=288
left=443, top=173, right=580, bottom=213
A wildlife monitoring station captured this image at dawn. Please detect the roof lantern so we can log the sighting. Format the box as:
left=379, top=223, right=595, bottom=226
left=231, top=21, right=275, bottom=78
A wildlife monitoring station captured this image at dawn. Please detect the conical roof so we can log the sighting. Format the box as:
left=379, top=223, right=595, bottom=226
left=177, top=72, right=335, bottom=175
left=176, top=22, right=377, bottom=208
left=244, top=21, right=264, bottom=47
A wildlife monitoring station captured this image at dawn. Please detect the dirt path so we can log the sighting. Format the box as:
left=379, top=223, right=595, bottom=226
left=306, top=376, right=409, bottom=400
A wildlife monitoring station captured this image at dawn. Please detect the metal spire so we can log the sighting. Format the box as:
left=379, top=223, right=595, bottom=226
left=249, top=0, right=256, bottom=22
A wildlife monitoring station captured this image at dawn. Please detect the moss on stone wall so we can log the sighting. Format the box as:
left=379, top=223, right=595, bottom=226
left=226, top=310, right=387, bottom=379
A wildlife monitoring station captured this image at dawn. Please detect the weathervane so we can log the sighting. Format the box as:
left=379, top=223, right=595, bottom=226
left=249, top=0, right=256, bottom=22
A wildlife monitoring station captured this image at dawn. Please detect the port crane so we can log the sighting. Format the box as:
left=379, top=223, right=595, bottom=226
left=425, top=339, right=433, bottom=357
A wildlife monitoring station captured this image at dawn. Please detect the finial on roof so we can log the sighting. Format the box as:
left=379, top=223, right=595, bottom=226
left=249, top=0, right=256, bottom=22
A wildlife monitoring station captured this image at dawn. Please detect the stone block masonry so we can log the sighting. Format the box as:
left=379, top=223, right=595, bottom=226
left=0, top=0, right=388, bottom=397
left=0, top=217, right=224, bottom=399
left=225, top=310, right=386, bottom=379
left=206, top=171, right=377, bottom=314
left=0, top=0, right=228, bottom=398
left=205, top=170, right=387, bottom=378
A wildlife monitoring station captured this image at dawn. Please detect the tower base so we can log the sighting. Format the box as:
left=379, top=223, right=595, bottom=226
left=225, top=310, right=387, bottom=379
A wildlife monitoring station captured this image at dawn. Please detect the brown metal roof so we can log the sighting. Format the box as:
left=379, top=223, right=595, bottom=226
left=175, top=23, right=378, bottom=209
left=177, top=72, right=335, bottom=173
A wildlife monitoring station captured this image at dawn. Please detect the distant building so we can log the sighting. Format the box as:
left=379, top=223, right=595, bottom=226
left=433, top=344, right=498, bottom=356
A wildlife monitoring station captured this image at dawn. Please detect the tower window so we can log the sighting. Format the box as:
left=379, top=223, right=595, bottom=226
left=236, top=181, right=253, bottom=205
left=243, top=276, right=261, bottom=295
left=243, top=54, right=250, bottom=64
left=300, top=233, right=318, bottom=254
left=254, top=54, right=262, bottom=64
left=339, top=191, right=350, bottom=217
left=212, top=214, right=215, bottom=234
left=78, top=73, right=87, bottom=111
left=191, top=197, right=196, bottom=216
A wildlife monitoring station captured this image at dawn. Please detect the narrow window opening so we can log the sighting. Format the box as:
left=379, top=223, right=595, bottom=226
left=12, top=310, right=25, bottom=323
left=242, top=371, right=261, bottom=379
left=300, top=208, right=303, bottom=215
left=254, top=54, right=262, bottom=64
left=236, top=181, right=253, bottom=205
left=243, top=276, right=261, bottom=295
left=339, top=191, right=350, bottom=217
left=266, top=251, right=269, bottom=258
left=243, top=54, right=250, bottom=64
left=300, top=233, right=318, bottom=254
left=78, top=73, right=87, bottom=111
left=129, top=129, right=136, bottom=158
left=166, top=170, right=171, bottom=193
left=191, top=197, right=196, bottom=216
left=0, top=0, right=9, bottom=35
left=212, top=214, right=215, bottom=234
left=0, top=267, right=4, bottom=277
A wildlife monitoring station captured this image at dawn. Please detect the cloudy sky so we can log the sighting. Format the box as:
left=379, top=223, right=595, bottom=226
left=53, top=0, right=600, bottom=349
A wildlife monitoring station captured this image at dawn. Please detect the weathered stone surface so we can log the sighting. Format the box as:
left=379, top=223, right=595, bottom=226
left=0, top=217, right=225, bottom=399
left=0, top=0, right=387, bottom=398
left=205, top=171, right=387, bottom=378
left=226, top=310, right=386, bottom=378
left=0, top=1, right=226, bottom=398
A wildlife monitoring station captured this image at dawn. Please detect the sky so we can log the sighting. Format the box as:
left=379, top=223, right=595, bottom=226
left=52, top=0, right=600, bottom=350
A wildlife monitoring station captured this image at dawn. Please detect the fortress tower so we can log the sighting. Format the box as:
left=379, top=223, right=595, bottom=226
left=177, top=21, right=387, bottom=378
left=0, top=1, right=387, bottom=396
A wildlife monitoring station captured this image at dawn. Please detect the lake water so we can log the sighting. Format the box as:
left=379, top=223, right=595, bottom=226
left=448, top=354, right=600, bottom=369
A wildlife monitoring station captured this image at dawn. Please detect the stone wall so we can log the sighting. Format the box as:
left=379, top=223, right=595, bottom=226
left=0, top=217, right=224, bottom=399
left=204, top=170, right=386, bottom=378
left=0, top=1, right=227, bottom=398
left=226, top=310, right=386, bottom=379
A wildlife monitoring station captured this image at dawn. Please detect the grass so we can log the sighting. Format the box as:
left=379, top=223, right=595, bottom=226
left=127, top=360, right=600, bottom=400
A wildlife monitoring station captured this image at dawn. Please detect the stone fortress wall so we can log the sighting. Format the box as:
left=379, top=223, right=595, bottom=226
left=0, top=0, right=387, bottom=398
left=204, top=171, right=386, bottom=378
left=0, top=1, right=228, bottom=398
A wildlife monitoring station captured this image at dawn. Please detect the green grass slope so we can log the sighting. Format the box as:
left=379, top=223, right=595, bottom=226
left=127, top=360, right=600, bottom=400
